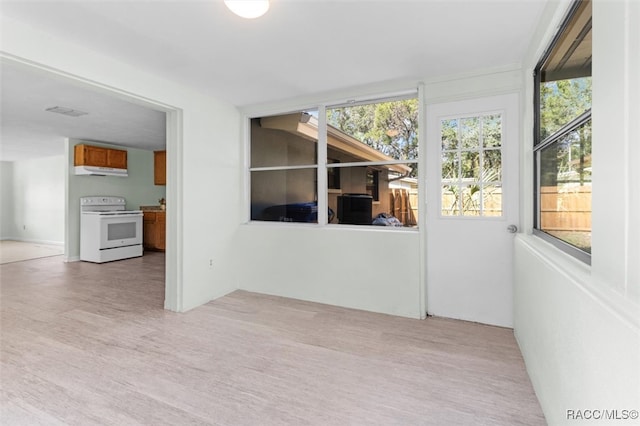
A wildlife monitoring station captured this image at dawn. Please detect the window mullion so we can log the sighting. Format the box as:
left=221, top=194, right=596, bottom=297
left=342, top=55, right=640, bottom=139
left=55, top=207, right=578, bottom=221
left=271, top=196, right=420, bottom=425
left=317, top=105, right=328, bottom=226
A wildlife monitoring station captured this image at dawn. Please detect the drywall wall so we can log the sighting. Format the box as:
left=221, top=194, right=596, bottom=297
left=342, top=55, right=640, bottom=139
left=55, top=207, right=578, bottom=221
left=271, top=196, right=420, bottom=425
left=235, top=225, right=422, bottom=318
left=0, top=156, right=64, bottom=244
left=514, top=0, right=640, bottom=423
left=1, top=15, right=241, bottom=311
left=65, top=140, right=166, bottom=261
left=0, top=161, right=15, bottom=239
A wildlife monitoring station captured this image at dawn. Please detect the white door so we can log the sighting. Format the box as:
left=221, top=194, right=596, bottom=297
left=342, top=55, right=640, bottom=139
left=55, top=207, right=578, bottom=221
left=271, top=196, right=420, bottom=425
left=425, top=93, right=519, bottom=327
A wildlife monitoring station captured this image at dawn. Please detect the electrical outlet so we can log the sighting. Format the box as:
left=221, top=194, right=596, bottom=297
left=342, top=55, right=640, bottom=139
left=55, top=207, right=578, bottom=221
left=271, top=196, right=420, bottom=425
left=209, top=259, right=213, bottom=268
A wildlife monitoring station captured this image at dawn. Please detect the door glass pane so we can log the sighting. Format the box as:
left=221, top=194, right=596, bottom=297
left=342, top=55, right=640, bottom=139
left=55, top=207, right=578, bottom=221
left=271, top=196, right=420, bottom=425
left=441, top=119, right=459, bottom=150
left=482, top=115, right=502, bottom=147
left=441, top=151, right=459, bottom=180
left=461, top=151, right=480, bottom=179
left=460, top=117, right=479, bottom=149
left=482, top=184, right=503, bottom=217
left=441, top=185, right=460, bottom=216
left=483, top=149, right=502, bottom=181
left=440, top=113, right=503, bottom=217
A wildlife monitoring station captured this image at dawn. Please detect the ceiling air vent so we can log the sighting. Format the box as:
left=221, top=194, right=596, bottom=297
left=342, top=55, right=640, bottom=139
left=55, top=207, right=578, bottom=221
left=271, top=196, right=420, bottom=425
left=45, top=106, right=88, bottom=117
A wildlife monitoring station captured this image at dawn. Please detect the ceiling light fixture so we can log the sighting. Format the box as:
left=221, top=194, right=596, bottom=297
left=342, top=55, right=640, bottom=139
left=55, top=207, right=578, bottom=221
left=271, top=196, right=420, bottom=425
left=224, top=0, right=270, bottom=19
left=45, top=106, right=88, bottom=117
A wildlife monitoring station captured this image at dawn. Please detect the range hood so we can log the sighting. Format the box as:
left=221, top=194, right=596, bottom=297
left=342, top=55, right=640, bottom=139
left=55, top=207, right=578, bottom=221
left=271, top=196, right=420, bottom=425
left=74, top=165, right=128, bottom=177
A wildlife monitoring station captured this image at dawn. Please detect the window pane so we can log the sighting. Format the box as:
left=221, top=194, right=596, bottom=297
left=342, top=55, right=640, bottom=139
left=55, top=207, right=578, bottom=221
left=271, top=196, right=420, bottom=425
left=482, top=115, right=502, bottom=147
left=482, top=184, right=503, bottom=217
left=538, top=119, right=592, bottom=253
left=540, top=77, right=592, bottom=139
left=328, top=164, right=418, bottom=227
left=538, top=0, right=591, bottom=141
left=461, top=151, right=480, bottom=179
left=440, top=113, right=503, bottom=218
left=460, top=117, right=480, bottom=149
left=251, top=168, right=318, bottom=222
left=441, top=119, right=459, bottom=150
left=251, top=111, right=318, bottom=168
left=483, top=149, right=502, bottom=181
left=441, top=185, right=459, bottom=216
left=442, top=151, right=459, bottom=180
left=326, top=98, right=419, bottom=170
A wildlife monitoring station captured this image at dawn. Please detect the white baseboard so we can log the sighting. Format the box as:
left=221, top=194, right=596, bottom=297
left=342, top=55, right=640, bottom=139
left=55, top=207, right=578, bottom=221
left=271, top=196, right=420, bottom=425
left=64, top=256, right=80, bottom=263
left=1, top=238, right=64, bottom=246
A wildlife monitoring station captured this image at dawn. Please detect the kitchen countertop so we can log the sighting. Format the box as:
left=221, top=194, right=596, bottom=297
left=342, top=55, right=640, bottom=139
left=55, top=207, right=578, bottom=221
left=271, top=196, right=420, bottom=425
left=140, top=205, right=166, bottom=212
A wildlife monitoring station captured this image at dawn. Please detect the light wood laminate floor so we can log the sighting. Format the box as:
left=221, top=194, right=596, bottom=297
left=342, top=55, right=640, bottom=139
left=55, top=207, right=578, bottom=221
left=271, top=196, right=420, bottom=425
left=0, top=254, right=545, bottom=425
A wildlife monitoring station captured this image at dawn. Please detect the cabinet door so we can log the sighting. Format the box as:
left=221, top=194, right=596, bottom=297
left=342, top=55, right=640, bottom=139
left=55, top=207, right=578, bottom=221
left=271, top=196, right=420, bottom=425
left=107, top=149, right=127, bottom=169
left=85, top=146, right=108, bottom=167
left=156, top=212, right=166, bottom=251
left=143, top=212, right=157, bottom=250
left=154, top=151, right=166, bottom=185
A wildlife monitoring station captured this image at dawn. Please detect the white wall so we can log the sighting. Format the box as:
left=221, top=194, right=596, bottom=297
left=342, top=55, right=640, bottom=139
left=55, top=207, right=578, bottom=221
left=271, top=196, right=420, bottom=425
left=65, top=139, right=166, bottom=261
left=234, top=225, right=421, bottom=318
left=0, top=156, right=64, bottom=244
left=514, top=1, right=640, bottom=424
left=1, top=15, right=241, bottom=312
left=0, top=161, right=15, bottom=239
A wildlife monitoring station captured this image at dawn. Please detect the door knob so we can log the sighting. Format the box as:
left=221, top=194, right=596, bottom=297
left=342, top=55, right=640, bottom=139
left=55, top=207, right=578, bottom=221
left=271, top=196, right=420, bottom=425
left=507, top=224, right=518, bottom=233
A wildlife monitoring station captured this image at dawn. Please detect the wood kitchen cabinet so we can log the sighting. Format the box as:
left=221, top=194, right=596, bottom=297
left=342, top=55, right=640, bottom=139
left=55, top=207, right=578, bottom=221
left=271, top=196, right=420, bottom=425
left=74, top=144, right=127, bottom=169
left=154, top=150, right=166, bottom=185
left=143, top=211, right=166, bottom=252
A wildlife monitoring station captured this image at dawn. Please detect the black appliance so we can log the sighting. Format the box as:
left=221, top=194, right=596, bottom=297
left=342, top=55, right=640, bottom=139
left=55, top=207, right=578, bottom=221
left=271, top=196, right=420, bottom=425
left=338, top=194, right=373, bottom=225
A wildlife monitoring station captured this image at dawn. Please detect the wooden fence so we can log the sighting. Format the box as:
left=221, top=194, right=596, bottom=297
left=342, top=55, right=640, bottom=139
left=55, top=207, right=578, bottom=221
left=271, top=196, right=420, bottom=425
left=389, top=189, right=418, bottom=226
left=540, top=185, right=591, bottom=231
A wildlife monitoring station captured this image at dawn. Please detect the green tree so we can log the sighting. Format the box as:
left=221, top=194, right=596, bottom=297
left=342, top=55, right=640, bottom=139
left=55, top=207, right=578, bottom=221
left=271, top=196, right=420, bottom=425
left=540, top=77, right=591, bottom=139
left=327, top=99, right=419, bottom=176
left=540, top=76, right=592, bottom=187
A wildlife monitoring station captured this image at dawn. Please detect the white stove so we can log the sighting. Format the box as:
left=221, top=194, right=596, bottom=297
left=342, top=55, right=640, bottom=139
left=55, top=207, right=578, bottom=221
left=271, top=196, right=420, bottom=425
left=80, top=196, right=143, bottom=263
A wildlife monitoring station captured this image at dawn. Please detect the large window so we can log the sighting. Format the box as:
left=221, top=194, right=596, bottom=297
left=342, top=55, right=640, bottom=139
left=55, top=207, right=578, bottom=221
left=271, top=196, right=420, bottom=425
left=534, top=0, right=592, bottom=262
left=249, top=96, right=419, bottom=227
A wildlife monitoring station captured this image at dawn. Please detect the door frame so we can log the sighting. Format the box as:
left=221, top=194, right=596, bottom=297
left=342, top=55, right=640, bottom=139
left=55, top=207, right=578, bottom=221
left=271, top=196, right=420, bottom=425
left=1, top=54, right=183, bottom=311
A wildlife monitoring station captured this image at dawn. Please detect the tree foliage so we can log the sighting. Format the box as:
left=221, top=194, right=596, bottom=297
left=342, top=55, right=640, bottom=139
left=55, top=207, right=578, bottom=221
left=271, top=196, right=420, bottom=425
left=540, top=77, right=591, bottom=140
left=327, top=99, right=419, bottom=176
left=539, top=76, right=592, bottom=186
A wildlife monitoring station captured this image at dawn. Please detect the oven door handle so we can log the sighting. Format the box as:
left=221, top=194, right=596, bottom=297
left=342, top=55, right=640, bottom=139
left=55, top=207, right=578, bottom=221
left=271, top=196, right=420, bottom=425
left=99, top=212, right=143, bottom=216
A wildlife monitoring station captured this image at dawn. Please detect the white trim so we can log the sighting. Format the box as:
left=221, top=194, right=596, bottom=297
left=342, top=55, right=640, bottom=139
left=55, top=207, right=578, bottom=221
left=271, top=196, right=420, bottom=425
left=0, top=238, right=64, bottom=246
left=327, top=159, right=417, bottom=168
left=164, top=108, right=182, bottom=312
left=317, top=105, right=328, bottom=225
left=417, top=82, right=427, bottom=319
left=242, top=115, right=251, bottom=224
left=250, top=164, right=318, bottom=172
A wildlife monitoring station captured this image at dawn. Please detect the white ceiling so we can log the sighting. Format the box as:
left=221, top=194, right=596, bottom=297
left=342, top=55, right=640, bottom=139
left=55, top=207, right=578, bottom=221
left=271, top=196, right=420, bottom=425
left=0, top=0, right=548, bottom=162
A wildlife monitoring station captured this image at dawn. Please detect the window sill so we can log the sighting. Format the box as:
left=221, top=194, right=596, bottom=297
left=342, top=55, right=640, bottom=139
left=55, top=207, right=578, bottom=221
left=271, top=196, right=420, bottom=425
left=242, top=220, right=419, bottom=233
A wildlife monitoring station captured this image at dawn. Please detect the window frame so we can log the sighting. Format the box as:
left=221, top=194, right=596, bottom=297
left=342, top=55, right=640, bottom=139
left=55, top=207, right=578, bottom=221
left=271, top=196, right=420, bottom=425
left=246, top=90, right=420, bottom=229
left=533, top=0, right=592, bottom=264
